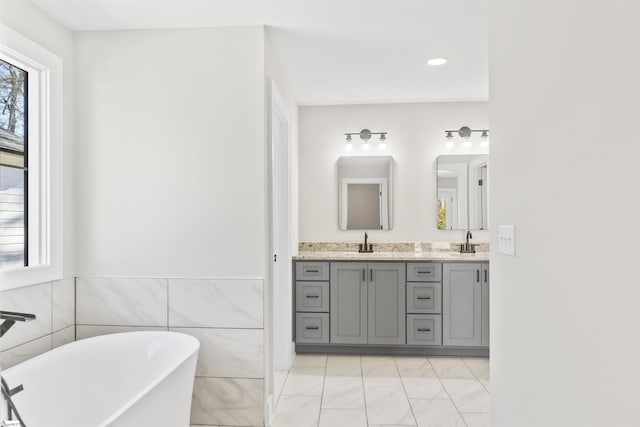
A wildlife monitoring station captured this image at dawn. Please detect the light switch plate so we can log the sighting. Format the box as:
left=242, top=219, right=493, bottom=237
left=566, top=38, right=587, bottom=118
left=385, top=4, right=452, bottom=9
left=498, top=225, right=516, bottom=256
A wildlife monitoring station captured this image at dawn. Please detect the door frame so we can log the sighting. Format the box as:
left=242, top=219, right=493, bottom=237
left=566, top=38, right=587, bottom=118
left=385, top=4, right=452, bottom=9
left=269, top=80, right=294, bottom=371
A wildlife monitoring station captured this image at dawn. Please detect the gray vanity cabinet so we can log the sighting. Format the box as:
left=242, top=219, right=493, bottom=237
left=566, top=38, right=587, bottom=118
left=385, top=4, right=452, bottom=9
left=367, top=263, right=406, bottom=345
left=443, top=263, right=488, bottom=347
left=330, top=262, right=406, bottom=345
left=330, top=262, right=368, bottom=344
left=295, top=262, right=331, bottom=344
left=481, top=264, right=490, bottom=347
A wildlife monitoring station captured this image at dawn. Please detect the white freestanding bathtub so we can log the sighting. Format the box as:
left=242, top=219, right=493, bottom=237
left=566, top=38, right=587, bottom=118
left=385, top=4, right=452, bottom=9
left=1, top=331, right=200, bottom=427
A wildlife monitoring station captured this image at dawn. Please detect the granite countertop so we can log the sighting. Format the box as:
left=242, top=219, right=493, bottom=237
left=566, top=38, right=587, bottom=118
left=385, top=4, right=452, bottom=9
left=293, top=251, right=489, bottom=261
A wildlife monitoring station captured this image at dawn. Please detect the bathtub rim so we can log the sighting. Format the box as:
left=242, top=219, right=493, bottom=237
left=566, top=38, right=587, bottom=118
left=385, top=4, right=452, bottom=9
left=3, top=331, right=200, bottom=427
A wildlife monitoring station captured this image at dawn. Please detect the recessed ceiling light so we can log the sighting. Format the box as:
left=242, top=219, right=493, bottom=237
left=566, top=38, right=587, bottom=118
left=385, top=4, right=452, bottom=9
left=427, top=57, right=448, bottom=66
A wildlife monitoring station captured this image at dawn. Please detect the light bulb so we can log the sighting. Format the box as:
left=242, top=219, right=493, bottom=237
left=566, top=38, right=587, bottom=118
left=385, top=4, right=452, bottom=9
left=427, top=57, right=448, bottom=66
left=379, top=142, right=387, bottom=150
left=463, top=138, right=471, bottom=148
left=345, top=142, right=353, bottom=151
left=446, top=140, right=454, bottom=149
left=362, top=142, right=370, bottom=151
left=480, top=130, right=489, bottom=148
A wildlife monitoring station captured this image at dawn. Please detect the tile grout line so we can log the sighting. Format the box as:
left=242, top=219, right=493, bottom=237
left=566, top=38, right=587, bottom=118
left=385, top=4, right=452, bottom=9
left=274, top=369, right=289, bottom=409
left=359, top=355, right=370, bottom=427
left=316, top=355, right=327, bottom=427
left=462, top=357, right=491, bottom=395
left=394, top=356, right=419, bottom=427
left=430, top=357, right=471, bottom=427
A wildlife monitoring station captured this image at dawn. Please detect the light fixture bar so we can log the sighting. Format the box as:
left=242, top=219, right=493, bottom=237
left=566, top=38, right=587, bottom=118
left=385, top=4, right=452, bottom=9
left=344, top=128, right=389, bottom=150
left=443, top=126, right=490, bottom=148
left=345, top=129, right=388, bottom=139
left=444, top=128, right=489, bottom=134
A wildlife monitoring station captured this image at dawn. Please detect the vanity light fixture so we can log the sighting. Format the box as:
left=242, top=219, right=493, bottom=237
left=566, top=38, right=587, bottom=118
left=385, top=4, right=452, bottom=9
left=345, top=129, right=389, bottom=151
left=444, top=126, right=490, bottom=149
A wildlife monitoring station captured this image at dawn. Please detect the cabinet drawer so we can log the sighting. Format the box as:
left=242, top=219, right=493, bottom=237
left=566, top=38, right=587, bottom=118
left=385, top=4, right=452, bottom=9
left=296, top=313, right=329, bottom=344
left=407, top=263, right=442, bottom=282
left=407, top=315, right=442, bottom=346
left=296, top=262, right=330, bottom=281
left=296, top=282, right=329, bottom=312
left=407, top=283, right=442, bottom=314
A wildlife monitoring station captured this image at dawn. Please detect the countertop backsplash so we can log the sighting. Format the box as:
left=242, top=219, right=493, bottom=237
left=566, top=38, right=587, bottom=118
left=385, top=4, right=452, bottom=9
left=298, top=241, right=490, bottom=253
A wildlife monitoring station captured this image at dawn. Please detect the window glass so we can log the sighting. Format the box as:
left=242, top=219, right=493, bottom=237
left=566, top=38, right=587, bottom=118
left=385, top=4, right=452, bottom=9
left=0, top=58, right=27, bottom=269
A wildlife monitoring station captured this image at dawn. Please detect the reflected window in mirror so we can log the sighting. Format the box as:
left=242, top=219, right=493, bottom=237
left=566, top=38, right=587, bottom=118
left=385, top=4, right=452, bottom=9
left=338, top=156, right=394, bottom=230
left=436, top=154, right=488, bottom=230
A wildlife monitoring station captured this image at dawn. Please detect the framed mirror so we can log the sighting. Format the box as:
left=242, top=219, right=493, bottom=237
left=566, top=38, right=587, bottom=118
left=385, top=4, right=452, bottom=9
left=338, top=156, right=394, bottom=230
left=436, top=154, right=488, bottom=230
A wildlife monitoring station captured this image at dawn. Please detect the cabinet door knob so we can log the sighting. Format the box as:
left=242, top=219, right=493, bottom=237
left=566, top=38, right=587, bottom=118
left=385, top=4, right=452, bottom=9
left=362, top=268, right=365, bottom=282
left=370, top=269, right=373, bottom=282
left=484, top=269, right=488, bottom=283
left=477, top=270, right=480, bottom=282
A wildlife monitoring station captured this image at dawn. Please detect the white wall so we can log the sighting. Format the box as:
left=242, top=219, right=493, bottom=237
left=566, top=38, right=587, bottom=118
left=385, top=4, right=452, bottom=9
left=0, top=0, right=75, bottom=279
left=74, top=26, right=266, bottom=278
left=489, top=1, right=640, bottom=426
left=299, top=102, right=489, bottom=243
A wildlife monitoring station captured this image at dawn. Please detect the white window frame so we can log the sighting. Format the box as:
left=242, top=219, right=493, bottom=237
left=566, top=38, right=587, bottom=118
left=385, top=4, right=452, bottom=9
left=0, top=23, right=63, bottom=290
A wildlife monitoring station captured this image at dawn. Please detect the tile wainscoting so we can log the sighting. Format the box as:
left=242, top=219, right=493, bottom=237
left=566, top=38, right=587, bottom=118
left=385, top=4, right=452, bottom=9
left=0, top=278, right=76, bottom=369
left=75, top=276, right=265, bottom=427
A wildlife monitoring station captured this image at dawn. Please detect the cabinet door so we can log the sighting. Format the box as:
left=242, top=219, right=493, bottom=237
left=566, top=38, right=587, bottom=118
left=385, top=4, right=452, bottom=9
left=481, top=263, right=490, bottom=347
left=443, top=263, right=482, bottom=346
left=368, top=262, right=406, bottom=345
left=330, top=262, right=368, bottom=344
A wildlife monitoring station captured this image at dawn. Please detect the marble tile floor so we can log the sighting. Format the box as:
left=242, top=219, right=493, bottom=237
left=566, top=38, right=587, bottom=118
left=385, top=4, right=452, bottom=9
left=272, top=354, right=490, bottom=427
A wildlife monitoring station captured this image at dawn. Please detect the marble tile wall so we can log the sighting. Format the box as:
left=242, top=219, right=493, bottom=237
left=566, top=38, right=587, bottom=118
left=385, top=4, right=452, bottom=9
left=75, top=276, right=265, bottom=427
left=0, top=278, right=76, bottom=369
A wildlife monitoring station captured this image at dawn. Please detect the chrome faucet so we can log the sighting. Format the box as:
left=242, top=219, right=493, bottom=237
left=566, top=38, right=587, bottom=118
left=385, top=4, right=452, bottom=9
left=0, top=311, right=36, bottom=338
left=460, top=230, right=476, bottom=253
left=2, top=377, right=26, bottom=427
left=358, top=231, right=374, bottom=253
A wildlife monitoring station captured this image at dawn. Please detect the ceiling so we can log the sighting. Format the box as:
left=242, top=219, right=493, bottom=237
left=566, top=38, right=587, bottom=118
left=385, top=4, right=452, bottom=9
left=32, top=0, right=488, bottom=105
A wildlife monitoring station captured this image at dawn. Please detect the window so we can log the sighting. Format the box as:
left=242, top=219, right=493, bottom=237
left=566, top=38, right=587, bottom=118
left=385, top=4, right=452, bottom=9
left=0, top=23, right=62, bottom=289
left=0, top=58, right=28, bottom=269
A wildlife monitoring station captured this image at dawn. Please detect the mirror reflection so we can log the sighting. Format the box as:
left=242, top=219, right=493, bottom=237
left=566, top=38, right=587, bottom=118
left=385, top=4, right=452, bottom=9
left=437, top=154, right=488, bottom=230
left=338, top=156, right=393, bottom=230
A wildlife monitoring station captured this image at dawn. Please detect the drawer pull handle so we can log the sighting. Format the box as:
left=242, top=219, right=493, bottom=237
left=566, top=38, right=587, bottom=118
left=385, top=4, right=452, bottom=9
left=477, top=270, right=480, bottom=282
left=416, top=296, right=431, bottom=300
left=305, top=269, right=320, bottom=273
left=416, top=270, right=431, bottom=274
left=417, top=328, right=431, bottom=332
left=306, top=295, right=319, bottom=299
left=484, top=269, right=488, bottom=283
left=305, top=326, right=320, bottom=330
